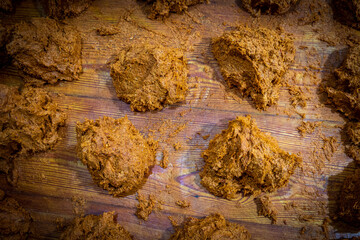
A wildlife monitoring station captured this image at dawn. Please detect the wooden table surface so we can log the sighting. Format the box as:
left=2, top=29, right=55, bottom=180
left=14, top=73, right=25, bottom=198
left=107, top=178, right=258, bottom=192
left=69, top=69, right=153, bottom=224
left=1, top=0, right=359, bottom=239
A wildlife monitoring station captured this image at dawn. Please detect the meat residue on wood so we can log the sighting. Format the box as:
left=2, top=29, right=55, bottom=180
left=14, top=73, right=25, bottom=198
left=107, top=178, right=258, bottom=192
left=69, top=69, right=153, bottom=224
left=135, top=193, right=156, bottom=221
left=175, top=200, right=191, bottom=208
left=255, top=195, right=278, bottom=224
left=297, top=121, right=322, bottom=137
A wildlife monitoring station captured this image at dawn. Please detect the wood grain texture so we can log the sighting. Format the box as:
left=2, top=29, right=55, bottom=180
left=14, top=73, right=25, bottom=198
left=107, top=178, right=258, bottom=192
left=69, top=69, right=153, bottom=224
left=1, top=0, right=359, bottom=239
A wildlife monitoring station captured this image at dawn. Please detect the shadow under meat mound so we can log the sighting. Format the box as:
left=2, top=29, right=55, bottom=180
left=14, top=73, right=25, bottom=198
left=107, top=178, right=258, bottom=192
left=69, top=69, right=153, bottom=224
left=331, top=0, right=360, bottom=30
left=318, top=47, right=348, bottom=111
left=235, top=0, right=300, bottom=16
left=328, top=161, right=360, bottom=233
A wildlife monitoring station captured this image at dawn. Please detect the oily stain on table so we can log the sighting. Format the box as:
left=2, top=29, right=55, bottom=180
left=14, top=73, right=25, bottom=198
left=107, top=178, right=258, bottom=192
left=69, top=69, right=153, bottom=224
left=0, top=0, right=359, bottom=239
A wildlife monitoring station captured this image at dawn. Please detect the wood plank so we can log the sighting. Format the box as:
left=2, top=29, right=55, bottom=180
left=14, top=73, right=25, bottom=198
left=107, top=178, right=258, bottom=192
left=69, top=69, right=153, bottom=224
left=1, top=0, right=359, bottom=239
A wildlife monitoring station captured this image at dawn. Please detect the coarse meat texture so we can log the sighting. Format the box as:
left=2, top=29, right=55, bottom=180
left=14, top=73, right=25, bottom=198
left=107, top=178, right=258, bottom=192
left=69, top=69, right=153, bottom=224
left=240, top=0, right=299, bottom=16
left=60, top=211, right=133, bottom=240
left=332, top=0, right=360, bottom=30
left=255, top=195, right=278, bottom=224
left=0, top=85, right=66, bottom=159
left=0, top=189, right=33, bottom=240
left=0, top=85, right=67, bottom=184
left=288, top=85, right=309, bottom=108
left=344, top=121, right=360, bottom=164
left=135, top=193, right=156, bottom=221
left=6, top=18, right=82, bottom=85
left=169, top=213, right=251, bottom=240
left=42, top=0, right=94, bottom=19
left=297, top=121, right=321, bottom=137
left=175, top=200, right=190, bottom=208
left=146, top=0, right=206, bottom=19
left=326, top=44, right=360, bottom=122
left=212, top=26, right=295, bottom=110
left=200, top=115, right=302, bottom=199
left=76, top=116, right=158, bottom=197
left=110, top=44, right=188, bottom=112
left=337, top=169, right=360, bottom=228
